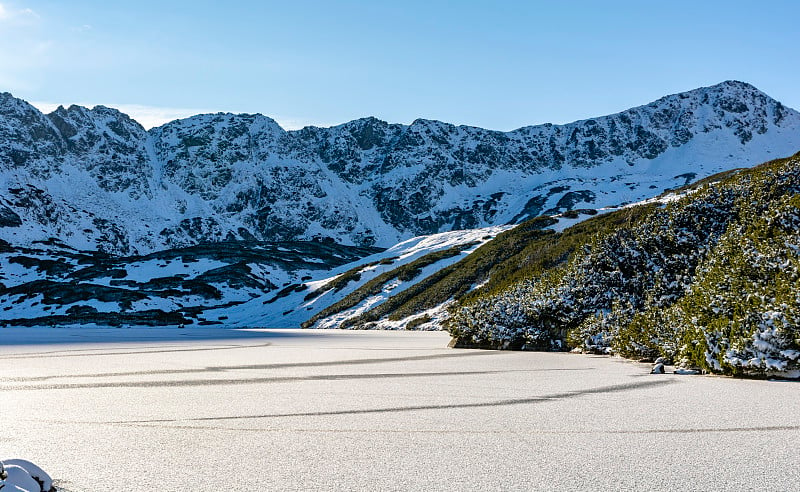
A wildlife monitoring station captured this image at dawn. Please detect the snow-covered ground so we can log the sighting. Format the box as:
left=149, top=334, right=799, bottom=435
left=217, top=225, right=511, bottom=328
left=0, top=240, right=378, bottom=328
left=0, top=224, right=509, bottom=330
left=2, top=328, right=798, bottom=491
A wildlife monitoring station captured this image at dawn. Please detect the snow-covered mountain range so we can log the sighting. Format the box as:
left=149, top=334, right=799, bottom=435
left=2, top=80, right=800, bottom=329
left=2, top=80, right=799, bottom=255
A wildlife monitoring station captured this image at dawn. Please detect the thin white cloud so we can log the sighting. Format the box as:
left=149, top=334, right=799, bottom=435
left=30, top=101, right=214, bottom=129
left=0, top=3, right=39, bottom=22
left=103, top=104, right=215, bottom=129
left=19, top=7, right=37, bottom=18
left=28, top=101, right=59, bottom=113
left=270, top=117, right=339, bottom=131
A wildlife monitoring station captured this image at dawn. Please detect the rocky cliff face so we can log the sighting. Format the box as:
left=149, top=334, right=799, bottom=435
left=1, top=81, right=799, bottom=254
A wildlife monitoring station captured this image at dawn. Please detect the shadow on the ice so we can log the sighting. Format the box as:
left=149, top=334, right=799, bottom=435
left=0, top=326, right=316, bottom=346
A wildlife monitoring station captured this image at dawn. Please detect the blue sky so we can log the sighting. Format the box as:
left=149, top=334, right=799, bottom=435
left=1, top=1, right=797, bottom=129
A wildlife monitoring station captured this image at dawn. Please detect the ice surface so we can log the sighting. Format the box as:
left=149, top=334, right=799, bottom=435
left=2, top=329, right=798, bottom=490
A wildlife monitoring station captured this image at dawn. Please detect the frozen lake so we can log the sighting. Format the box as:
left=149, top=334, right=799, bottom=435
left=2, top=327, right=799, bottom=491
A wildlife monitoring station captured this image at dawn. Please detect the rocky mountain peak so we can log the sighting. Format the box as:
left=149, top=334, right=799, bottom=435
left=0, top=92, right=41, bottom=116
left=0, top=82, right=798, bottom=255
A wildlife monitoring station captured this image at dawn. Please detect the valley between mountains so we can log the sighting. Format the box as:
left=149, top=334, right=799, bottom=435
left=1, top=80, right=799, bottom=378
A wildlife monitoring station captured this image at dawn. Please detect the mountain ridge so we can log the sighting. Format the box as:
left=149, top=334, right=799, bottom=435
left=1, top=80, right=799, bottom=256
left=26, top=80, right=778, bottom=133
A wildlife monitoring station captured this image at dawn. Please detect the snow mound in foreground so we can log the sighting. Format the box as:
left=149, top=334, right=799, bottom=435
left=1, top=459, right=54, bottom=492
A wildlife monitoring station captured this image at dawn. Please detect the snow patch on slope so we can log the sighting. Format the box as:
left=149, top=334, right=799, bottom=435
left=219, top=225, right=511, bottom=328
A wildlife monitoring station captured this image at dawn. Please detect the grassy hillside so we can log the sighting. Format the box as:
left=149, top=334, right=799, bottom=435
left=301, top=242, right=475, bottom=328
left=339, top=206, right=659, bottom=329
left=447, top=152, right=800, bottom=378
left=320, top=172, right=731, bottom=331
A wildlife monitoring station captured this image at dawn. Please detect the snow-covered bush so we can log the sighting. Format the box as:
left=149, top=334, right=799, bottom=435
left=447, top=153, right=800, bottom=377
left=674, top=194, right=800, bottom=376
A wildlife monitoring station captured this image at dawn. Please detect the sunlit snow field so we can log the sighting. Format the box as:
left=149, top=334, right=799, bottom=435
left=2, top=327, right=798, bottom=491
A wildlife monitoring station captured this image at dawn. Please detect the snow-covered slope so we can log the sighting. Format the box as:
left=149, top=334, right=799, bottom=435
left=292, top=186, right=710, bottom=332
left=217, top=225, right=510, bottom=328
left=0, top=226, right=503, bottom=328
left=0, top=238, right=379, bottom=327
left=1, top=81, right=799, bottom=255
